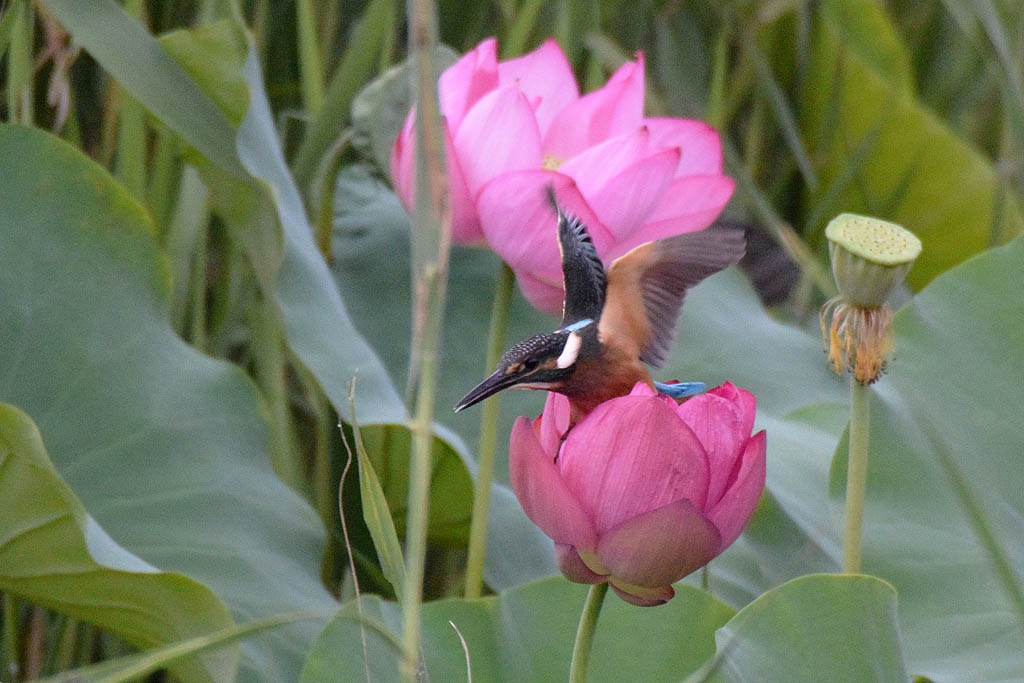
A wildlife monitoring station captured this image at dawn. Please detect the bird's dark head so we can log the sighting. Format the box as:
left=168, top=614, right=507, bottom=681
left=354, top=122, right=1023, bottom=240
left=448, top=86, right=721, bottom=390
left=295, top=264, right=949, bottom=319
left=454, top=319, right=594, bottom=412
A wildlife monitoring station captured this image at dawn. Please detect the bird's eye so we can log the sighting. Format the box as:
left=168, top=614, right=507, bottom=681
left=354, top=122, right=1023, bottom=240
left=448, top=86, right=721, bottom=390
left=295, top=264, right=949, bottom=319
left=522, top=359, right=540, bottom=373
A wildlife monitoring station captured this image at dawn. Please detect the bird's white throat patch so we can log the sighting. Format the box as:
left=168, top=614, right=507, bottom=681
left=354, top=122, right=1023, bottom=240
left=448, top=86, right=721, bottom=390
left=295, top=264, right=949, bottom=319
left=556, top=332, right=583, bottom=368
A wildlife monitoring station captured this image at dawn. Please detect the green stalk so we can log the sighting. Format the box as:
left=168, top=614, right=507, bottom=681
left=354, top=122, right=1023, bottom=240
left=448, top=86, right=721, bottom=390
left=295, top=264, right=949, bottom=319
left=115, top=0, right=147, bottom=201
left=296, top=0, right=326, bottom=115
left=61, top=107, right=83, bottom=147
left=187, top=219, right=209, bottom=351
left=51, top=615, right=80, bottom=674
left=2, top=593, right=19, bottom=681
left=6, top=0, right=33, bottom=124
left=206, top=240, right=250, bottom=356
left=718, top=45, right=755, bottom=129
left=250, top=296, right=302, bottom=492
left=377, top=8, right=397, bottom=71
left=706, top=17, right=730, bottom=130
left=0, top=2, right=19, bottom=57
left=842, top=379, right=870, bottom=573
left=166, top=166, right=210, bottom=333
left=250, top=0, right=269, bottom=55
left=503, top=0, right=545, bottom=58
left=568, top=583, right=609, bottom=683
left=557, top=0, right=598, bottom=66
left=306, top=369, right=334, bottom=533
left=145, top=127, right=181, bottom=237
left=401, top=287, right=445, bottom=683
left=319, top=4, right=341, bottom=71
left=400, top=0, right=448, bottom=679
left=742, top=94, right=767, bottom=179
left=312, top=130, right=352, bottom=262
left=99, top=81, right=121, bottom=168
left=301, top=362, right=340, bottom=592
left=115, top=93, right=147, bottom=200
left=464, top=262, right=515, bottom=599
left=291, top=0, right=395, bottom=190
left=23, top=606, right=44, bottom=680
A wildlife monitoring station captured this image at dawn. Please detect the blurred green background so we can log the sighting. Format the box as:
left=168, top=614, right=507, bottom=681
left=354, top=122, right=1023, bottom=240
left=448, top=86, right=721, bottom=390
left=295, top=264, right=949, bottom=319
left=1, top=0, right=1023, bottom=681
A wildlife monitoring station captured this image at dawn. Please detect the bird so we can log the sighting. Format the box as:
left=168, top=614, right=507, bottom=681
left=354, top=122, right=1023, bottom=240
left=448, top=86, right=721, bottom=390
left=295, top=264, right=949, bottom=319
left=454, top=187, right=746, bottom=428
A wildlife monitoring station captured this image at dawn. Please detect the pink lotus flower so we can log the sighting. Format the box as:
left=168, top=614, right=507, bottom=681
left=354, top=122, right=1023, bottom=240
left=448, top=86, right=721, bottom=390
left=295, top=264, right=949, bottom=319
left=391, top=38, right=735, bottom=313
left=509, top=382, right=766, bottom=606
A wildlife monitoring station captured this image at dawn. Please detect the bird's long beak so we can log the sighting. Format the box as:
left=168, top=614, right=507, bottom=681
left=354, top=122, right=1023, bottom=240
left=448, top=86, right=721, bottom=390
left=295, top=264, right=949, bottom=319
left=454, top=370, right=521, bottom=412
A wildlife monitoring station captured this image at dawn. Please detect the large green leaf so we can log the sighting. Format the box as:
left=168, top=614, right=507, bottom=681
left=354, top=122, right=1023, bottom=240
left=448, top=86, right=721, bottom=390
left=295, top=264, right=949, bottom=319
left=704, top=574, right=907, bottom=683
left=0, top=125, right=334, bottom=681
left=302, top=575, right=908, bottom=682
left=300, top=577, right=735, bottom=682
left=159, top=20, right=250, bottom=127
left=0, top=404, right=235, bottom=683
left=801, top=0, right=1024, bottom=288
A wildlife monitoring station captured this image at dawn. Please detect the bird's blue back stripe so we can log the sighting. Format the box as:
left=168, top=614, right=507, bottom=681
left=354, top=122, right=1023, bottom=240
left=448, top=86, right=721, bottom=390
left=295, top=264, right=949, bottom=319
left=654, top=381, right=706, bottom=398
left=562, top=318, right=594, bottom=332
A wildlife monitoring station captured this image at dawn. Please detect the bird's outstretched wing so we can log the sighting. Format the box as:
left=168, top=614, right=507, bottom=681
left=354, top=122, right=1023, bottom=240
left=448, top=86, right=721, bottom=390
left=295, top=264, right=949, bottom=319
left=547, top=187, right=606, bottom=326
left=599, top=227, right=746, bottom=367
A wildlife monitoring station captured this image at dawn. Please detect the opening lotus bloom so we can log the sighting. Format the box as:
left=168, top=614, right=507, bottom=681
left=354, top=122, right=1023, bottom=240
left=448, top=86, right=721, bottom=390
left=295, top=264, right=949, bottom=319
left=391, top=38, right=735, bottom=314
left=509, top=382, right=766, bottom=606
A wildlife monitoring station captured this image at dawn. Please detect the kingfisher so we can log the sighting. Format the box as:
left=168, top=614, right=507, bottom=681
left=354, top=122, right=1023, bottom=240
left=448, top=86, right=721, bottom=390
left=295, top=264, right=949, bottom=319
left=454, top=187, right=745, bottom=426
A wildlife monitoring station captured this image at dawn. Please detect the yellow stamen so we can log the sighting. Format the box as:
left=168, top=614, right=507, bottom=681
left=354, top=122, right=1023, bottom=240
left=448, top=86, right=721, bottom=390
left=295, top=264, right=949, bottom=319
left=542, top=155, right=564, bottom=171
left=820, top=299, right=894, bottom=385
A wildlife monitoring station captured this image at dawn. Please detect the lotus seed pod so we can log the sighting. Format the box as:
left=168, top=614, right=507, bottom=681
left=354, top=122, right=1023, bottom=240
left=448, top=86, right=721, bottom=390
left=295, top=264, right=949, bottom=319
left=826, top=214, right=921, bottom=308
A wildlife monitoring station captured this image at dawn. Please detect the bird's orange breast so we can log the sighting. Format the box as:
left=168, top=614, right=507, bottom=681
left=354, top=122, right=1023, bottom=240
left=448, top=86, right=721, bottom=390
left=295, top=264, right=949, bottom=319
left=558, top=340, right=653, bottom=424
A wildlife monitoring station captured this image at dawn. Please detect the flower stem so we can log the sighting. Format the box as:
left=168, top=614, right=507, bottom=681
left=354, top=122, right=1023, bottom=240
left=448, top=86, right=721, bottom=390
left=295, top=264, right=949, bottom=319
left=296, top=0, right=326, bottom=115
left=568, top=583, right=609, bottom=683
left=400, top=0, right=447, bottom=679
left=843, top=379, right=871, bottom=573
left=464, top=262, right=515, bottom=599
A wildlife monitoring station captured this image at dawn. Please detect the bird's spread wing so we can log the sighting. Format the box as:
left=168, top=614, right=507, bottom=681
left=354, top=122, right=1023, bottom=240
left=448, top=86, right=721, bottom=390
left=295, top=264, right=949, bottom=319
left=549, top=188, right=606, bottom=326
left=600, top=227, right=746, bottom=367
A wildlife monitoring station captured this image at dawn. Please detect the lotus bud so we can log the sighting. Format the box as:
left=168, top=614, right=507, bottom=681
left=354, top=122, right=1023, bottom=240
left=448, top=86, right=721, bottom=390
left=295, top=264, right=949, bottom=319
left=509, top=383, right=766, bottom=606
